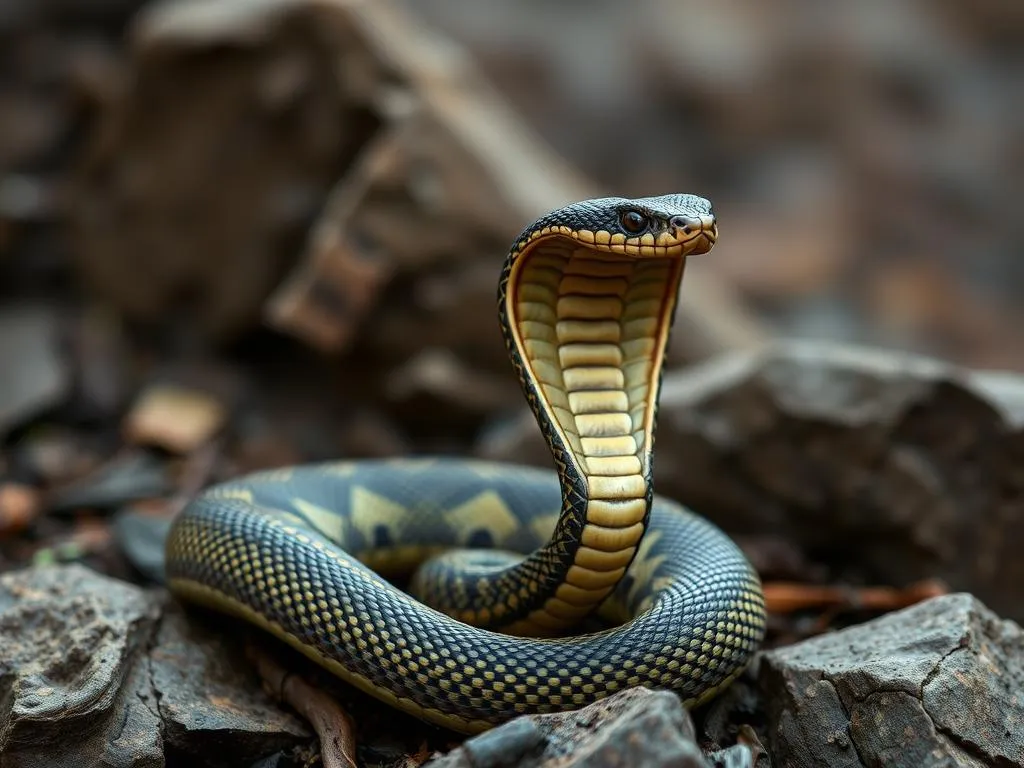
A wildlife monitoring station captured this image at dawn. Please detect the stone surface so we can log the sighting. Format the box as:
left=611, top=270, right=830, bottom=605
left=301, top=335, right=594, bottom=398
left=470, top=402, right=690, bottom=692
left=0, top=565, right=309, bottom=767
left=0, top=564, right=163, bottom=766
left=0, top=305, right=70, bottom=439
left=654, top=342, right=1024, bottom=623
left=1, top=570, right=1021, bottom=767
left=46, top=451, right=172, bottom=514
left=69, top=0, right=379, bottom=342
left=759, top=593, right=1024, bottom=767
left=152, top=606, right=309, bottom=765
left=427, top=688, right=712, bottom=768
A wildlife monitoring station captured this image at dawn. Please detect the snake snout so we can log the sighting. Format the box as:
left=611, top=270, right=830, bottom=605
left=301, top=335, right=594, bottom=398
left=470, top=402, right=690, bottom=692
left=672, top=213, right=717, bottom=254
left=670, top=214, right=702, bottom=234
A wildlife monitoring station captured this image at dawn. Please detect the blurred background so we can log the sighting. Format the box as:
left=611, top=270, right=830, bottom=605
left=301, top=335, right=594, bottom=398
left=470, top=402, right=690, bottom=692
left=409, top=0, right=1024, bottom=368
left=0, top=0, right=1021, bottom=576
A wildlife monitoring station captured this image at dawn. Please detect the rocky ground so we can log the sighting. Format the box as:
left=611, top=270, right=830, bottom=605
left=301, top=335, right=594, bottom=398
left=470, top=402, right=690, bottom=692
left=0, top=1, right=1022, bottom=766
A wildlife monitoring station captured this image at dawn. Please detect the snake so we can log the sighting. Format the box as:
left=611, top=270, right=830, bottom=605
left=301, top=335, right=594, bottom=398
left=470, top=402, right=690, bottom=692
left=165, top=194, right=767, bottom=734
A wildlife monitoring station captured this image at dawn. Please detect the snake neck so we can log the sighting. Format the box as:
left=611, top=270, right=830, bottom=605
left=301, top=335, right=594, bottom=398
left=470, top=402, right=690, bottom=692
left=496, top=237, right=683, bottom=634
left=407, top=235, right=683, bottom=636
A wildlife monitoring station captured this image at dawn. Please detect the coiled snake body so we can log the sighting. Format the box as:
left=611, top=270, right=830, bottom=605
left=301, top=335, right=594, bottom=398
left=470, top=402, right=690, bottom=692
left=166, top=194, right=767, bottom=733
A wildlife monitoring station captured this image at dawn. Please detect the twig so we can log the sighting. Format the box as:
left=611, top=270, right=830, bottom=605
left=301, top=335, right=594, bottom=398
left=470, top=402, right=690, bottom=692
left=763, top=578, right=948, bottom=615
left=246, top=644, right=358, bottom=768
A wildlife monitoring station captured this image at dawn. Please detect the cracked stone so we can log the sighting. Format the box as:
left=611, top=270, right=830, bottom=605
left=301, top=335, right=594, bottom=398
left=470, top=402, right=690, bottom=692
left=759, top=593, right=1024, bottom=767
left=0, top=564, right=163, bottom=767
left=427, top=687, right=712, bottom=768
left=0, top=565, right=309, bottom=767
left=652, top=341, right=1024, bottom=624
left=152, top=605, right=309, bottom=764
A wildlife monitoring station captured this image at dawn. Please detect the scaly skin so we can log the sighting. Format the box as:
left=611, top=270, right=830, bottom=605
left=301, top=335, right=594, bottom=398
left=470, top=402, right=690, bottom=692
left=165, top=194, right=766, bottom=733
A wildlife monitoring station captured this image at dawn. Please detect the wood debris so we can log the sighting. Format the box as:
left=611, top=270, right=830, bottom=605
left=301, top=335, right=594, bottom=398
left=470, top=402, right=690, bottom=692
left=123, top=385, right=227, bottom=454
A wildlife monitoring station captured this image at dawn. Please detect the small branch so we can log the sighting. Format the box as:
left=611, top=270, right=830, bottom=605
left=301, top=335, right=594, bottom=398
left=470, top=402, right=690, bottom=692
left=764, top=578, right=948, bottom=615
left=247, top=644, right=358, bottom=768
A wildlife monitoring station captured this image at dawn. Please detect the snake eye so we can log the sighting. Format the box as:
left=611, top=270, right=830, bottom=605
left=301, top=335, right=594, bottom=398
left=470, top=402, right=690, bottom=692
left=620, top=210, right=647, bottom=234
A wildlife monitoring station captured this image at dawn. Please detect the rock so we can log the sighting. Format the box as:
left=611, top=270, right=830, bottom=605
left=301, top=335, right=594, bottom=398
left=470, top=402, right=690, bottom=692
left=0, top=174, right=55, bottom=224
left=333, top=409, right=412, bottom=460
left=0, top=564, right=163, bottom=766
left=423, top=0, right=1024, bottom=369
left=427, top=688, right=711, bottom=768
left=758, top=593, right=1024, bottom=768
left=384, top=348, right=522, bottom=441
left=474, top=408, right=548, bottom=469
left=69, top=0, right=761, bottom=362
left=0, top=0, right=144, bottom=33
left=698, top=663, right=767, bottom=766
left=70, top=0, right=377, bottom=342
left=8, top=426, right=105, bottom=487
left=47, top=451, right=172, bottom=514
left=476, top=344, right=1024, bottom=660
left=0, top=304, right=70, bottom=438
left=648, top=341, right=1024, bottom=624
left=67, top=307, right=132, bottom=422
left=703, top=732, right=764, bottom=768
left=151, top=606, right=309, bottom=764
left=0, top=565, right=309, bottom=766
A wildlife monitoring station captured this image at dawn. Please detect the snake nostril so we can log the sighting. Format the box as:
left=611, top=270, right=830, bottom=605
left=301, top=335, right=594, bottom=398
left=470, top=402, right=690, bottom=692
left=671, top=215, right=701, bottom=234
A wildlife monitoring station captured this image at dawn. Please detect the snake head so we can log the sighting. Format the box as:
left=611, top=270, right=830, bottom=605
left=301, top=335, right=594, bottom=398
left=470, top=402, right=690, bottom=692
left=514, top=194, right=717, bottom=260
left=607, top=193, right=717, bottom=256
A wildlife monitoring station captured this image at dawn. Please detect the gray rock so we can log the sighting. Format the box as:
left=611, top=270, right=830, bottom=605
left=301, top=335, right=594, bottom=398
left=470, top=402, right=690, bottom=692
left=0, top=564, right=163, bottom=767
left=427, top=687, right=712, bottom=768
left=47, top=451, right=173, bottom=514
left=152, top=606, right=309, bottom=764
left=0, top=305, right=70, bottom=438
left=652, top=341, right=1024, bottom=624
left=0, top=0, right=143, bottom=34
left=0, top=565, right=308, bottom=767
left=759, top=593, right=1024, bottom=767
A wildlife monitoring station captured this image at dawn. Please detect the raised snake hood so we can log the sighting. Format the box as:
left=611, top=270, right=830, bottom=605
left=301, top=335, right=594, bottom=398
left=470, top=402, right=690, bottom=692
left=499, top=194, right=717, bottom=496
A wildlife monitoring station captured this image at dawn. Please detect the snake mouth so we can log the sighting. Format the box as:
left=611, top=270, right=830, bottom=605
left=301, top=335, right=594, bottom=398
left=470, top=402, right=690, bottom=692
left=505, top=222, right=715, bottom=490
left=535, top=217, right=717, bottom=260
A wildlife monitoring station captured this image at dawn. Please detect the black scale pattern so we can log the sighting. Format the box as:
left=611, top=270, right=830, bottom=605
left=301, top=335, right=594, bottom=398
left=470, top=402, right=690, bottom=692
left=167, top=479, right=765, bottom=728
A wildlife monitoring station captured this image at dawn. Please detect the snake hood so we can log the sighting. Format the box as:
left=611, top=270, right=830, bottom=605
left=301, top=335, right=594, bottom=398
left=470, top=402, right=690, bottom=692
left=497, top=194, right=717, bottom=546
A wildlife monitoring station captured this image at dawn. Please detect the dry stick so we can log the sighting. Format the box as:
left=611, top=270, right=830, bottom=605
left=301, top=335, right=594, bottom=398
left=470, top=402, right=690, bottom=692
left=247, top=644, right=358, bottom=768
left=737, top=724, right=768, bottom=765
left=763, top=578, right=948, bottom=614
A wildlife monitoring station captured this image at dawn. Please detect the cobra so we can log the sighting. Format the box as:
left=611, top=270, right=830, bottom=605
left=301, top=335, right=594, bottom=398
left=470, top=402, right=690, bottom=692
left=165, top=194, right=767, bottom=734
